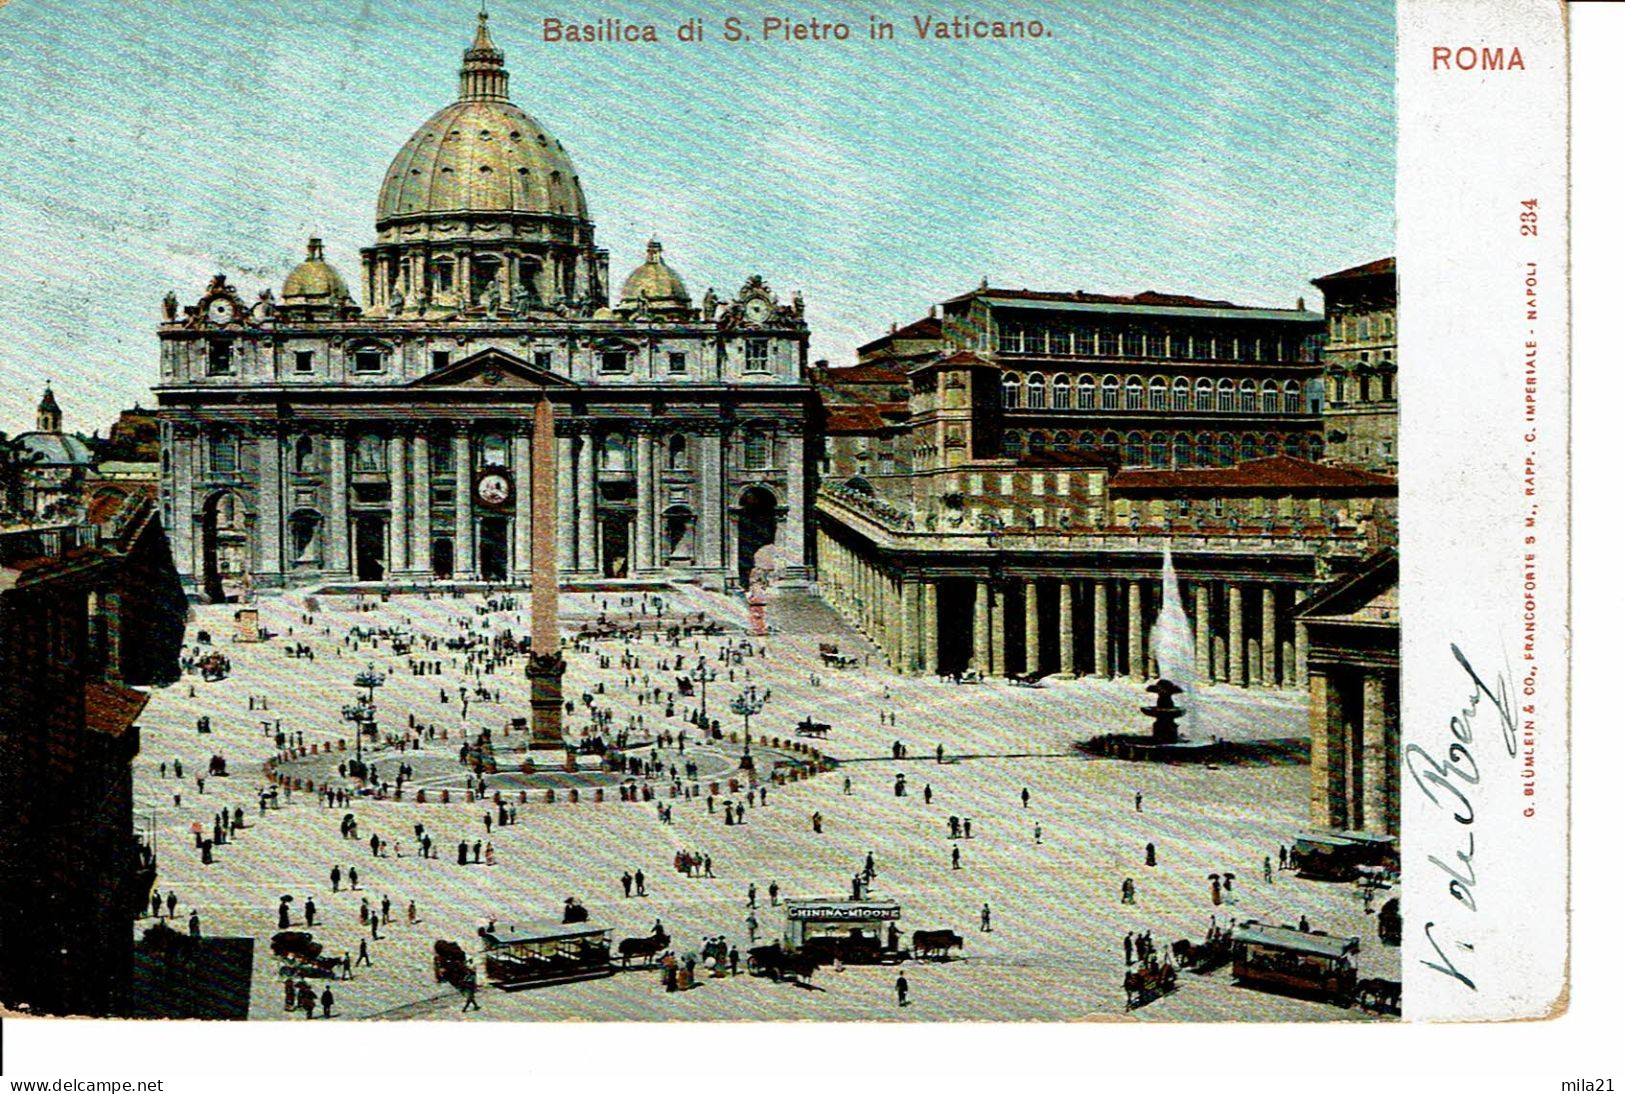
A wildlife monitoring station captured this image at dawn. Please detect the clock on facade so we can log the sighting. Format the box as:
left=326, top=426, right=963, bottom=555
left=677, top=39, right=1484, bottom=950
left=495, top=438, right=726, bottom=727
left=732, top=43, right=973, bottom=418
left=744, top=297, right=770, bottom=323
left=477, top=470, right=512, bottom=507
left=206, top=298, right=235, bottom=325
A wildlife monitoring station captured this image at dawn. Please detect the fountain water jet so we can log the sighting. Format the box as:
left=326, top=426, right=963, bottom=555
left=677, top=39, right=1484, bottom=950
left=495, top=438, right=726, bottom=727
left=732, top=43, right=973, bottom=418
left=1148, top=545, right=1197, bottom=737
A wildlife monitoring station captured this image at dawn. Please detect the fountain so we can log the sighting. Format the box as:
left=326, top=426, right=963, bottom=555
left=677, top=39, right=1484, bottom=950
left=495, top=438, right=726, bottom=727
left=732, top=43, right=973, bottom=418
left=1141, top=678, right=1186, bottom=745
left=1148, top=545, right=1197, bottom=736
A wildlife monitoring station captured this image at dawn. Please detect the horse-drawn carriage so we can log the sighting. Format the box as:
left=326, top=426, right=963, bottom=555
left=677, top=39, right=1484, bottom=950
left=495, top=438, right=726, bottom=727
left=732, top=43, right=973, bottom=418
left=271, top=931, right=343, bottom=978
left=479, top=923, right=615, bottom=990
left=1291, top=830, right=1399, bottom=882
left=1171, top=929, right=1233, bottom=973
left=817, top=643, right=859, bottom=669
left=198, top=652, right=231, bottom=682
left=795, top=718, right=831, bottom=739
left=784, top=899, right=907, bottom=967
left=433, top=939, right=473, bottom=988
left=746, top=943, right=821, bottom=986
left=617, top=925, right=670, bottom=967
left=1008, top=669, right=1045, bottom=688
left=1377, top=897, right=1402, bottom=946
left=1124, top=957, right=1178, bottom=1009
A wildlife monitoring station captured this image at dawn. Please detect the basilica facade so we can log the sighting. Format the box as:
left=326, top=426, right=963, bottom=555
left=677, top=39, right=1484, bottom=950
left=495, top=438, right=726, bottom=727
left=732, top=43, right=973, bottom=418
left=154, top=16, right=812, bottom=601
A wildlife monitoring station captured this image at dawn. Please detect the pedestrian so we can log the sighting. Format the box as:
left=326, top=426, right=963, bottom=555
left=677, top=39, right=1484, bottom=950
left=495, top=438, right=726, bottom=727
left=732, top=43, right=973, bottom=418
left=189, top=911, right=201, bottom=938
left=622, top=871, right=633, bottom=898
left=864, top=851, right=875, bottom=880
left=279, top=899, right=291, bottom=930
left=1146, top=842, right=1156, bottom=867
left=370, top=911, right=380, bottom=939
left=1121, top=878, right=1135, bottom=904
left=167, top=891, right=178, bottom=918
left=1135, top=791, right=1143, bottom=812
left=284, top=978, right=296, bottom=1011
left=895, top=972, right=909, bottom=1007
left=936, top=743, right=944, bottom=764
left=1298, top=915, right=1310, bottom=932
left=951, top=846, right=961, bottom=870
left=769, top=880, right=779, bottom=905
left=304, top=897, right=317, bottom=927
left=980, top=903, right=992, bottom=932
left=1124, top=933, right=1134, bottom=965
left=381, top=895, right=391, bottom=924
left=349, top=866, right=359, bottom=890
left=299, top=982, right=316, bottom=1019
left=1034, top=822, right=1043, bottom=845
left=923, top=784, right=933, bottom=805
left=746, top=912, right=759, bottom=943
left=963, top=818, right=972, bottom=839
left=461, top=978, right=481, bottom=1011
left=747, top=883, right=757, bottom=908
left=341, top=952, right=352, bottom=979
left=1021, top=787, right=1030, bottom=809
left=330, top=864, right=341, bottom=893
left=1263, top=857, right=1273, bottom=884
left=407, top=900, right=417, bottom=925
left=729, top=946, right=740, bottom=976
left=1280, top=844, right=1290, bottom=869
left=320, top=986, right=334, bottom=1018
left=635, top=869, right=646, bottom=896
left=458, top=841, right=468, bottom=866
left=151, top=891, right=162, bottom=919
left=484, top=812, right=493, bottom=834
left=358, top=939, right=371, bottom=966
left=842, top=775, right=852, bottom=795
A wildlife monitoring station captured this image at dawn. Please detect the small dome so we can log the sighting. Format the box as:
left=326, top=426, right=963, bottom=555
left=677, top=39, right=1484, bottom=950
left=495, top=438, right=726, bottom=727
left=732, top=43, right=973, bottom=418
left=14, top=432, right=95, bottom=466
left=282, top=238, right=350, bottom=302
left=618, top=241, right=691, bottom=312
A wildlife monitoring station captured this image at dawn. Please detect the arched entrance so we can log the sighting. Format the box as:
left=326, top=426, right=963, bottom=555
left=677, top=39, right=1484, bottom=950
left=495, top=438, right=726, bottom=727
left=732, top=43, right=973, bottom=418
left=199, top=490, right=248, bottom=603
left=601, top=511, right=632, bottom=578
left=354, top=515, right=387, bottom=582
left=479, top=516, right=509, bottom=582
left=736, top=486, right=779, bottom=587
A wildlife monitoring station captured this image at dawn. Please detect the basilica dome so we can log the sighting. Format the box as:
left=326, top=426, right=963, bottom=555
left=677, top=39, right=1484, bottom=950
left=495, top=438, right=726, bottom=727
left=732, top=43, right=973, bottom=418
left=618, top=241, right=692, bottom=313
left=374, top=15, right=588, bottom=226
left=282, top=237, right=350, bottom=303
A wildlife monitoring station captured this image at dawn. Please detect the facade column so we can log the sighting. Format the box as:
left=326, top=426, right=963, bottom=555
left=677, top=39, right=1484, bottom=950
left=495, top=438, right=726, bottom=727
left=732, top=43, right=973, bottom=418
left=557, top=432, right=577, bottom=572
left=781, top=433, right=807, bottom=578
left=1092, top=580, right=1109, bottom=678
left=1362, top=672, right=1396, bottom=834
left=1294, top=586, right=1310, bottom=691
left=1227, top=583, right=1244, bottom=686
left=328, top=433, right=350, bottom=574
left=901, top=580, right=921, bottom=674
left=1261, top=585, right=1278, bottom=686
left=576, top=430, right=598, bottom=575
left=922, top=580, right=939, bottom=677
left=411, top=434, right=431, bottom=576
left=1024, top=579, right=1041, bottom=676
left=700, top=432, right=724, bottom=576
left=635, top=432, right=656, bottom=572
left=171, top=431, right=196, bottom=581
left=1057, top=580, right=1076, bottom=677
left=387, top=432, right=407, bottom=576
left=972, top=580, right=991, bottom=675
left=990, top=583, right=1007, bottom=678
left=513, top=424, right=532, bottom=577
left=452, top=427, right=474, bottom=579
left=255, top=430, right=282, bottom=577
left=1308, top=671, right=1346, bottom=829
left=1127, top=580, right=1144, bottom=680
left=1194, top=583, right=1212, bottom=683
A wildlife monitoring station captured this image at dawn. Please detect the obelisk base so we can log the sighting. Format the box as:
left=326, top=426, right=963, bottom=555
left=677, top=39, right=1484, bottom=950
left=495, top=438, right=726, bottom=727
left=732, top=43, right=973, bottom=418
left=526, top=651, right=567, bottom=751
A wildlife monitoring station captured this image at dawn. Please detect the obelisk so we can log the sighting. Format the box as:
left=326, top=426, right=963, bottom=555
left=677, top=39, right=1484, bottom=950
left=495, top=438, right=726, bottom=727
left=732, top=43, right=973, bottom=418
left=526, top=397, right=566, bottom=749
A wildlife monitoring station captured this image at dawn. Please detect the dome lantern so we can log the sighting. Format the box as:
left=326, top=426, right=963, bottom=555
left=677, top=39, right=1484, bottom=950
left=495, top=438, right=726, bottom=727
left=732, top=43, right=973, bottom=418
left=459, top=12, right=509, bottom=102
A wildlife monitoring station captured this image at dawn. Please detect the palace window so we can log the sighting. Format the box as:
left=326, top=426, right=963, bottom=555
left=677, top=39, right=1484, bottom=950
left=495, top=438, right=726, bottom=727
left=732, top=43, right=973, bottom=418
left=533, top=350, right=553, bottom=371
left=1149, top=377, right=1168, bottom=411
left=744, top=341, right=769, bottom=372
left=1261, top=380, right=1280, bottom=414
left=1173, top=433, right=1193, bottom=468
left=1358, top=316, right=1371, bottom=341
left=1217, top=379, right=1236, bottom=412
left=207, top=340, right=233, bottom=376
left=1101, top=431, right=1121, bottom=462
left=1026, top=373, right=1046, bottom=409
left=1053, top=430, right=1072, bottom=451
left=1195, top=378, right=1214, bottom=411
left=354, top=434, right=385, bottom=473
left=1124, top=377, right=1144, bottom=410
left=743, top=428, right=771, bottom=469
left=1242, top=433, right=1263, bottom=461
left=1239, top=379, right=1258, bottom=412
left=667, top=351, right=687, bottom=374
left=293, top=435, right=315, bottom=474
left=1076, top=376, right=1096, bottom=409
left=1196, top=432, right=1216, bottom=467
left=998, top=325, right=1023, bottom=354
left=1172, top=377, right=1190, bottom=411
left=1002, top=373, right=1020, bottom=408
left=1125, top=432, right=1147, bottom=466
left=1100, top=376, right=1120, bottom=410
left=1216, top=434, right=1237, bottom=466
left=601, top=433, right=631, bottom=473
left=289, top=510, right=322, bottom=564
left=1052, top=375, right=1071, bottom=409
left=1030, top=431, right=1049, bottom=455
left=1190, top=336, right=1213, bottom=361
left=1284, top=381, right=1302, bottom=414
left=354, top=349, right=383, bottom=374
left=1150, top=432, right=1169, bottom=467
left=293, top=350, right=314, bottom=374
left=601, top=350, right=628, bottom=374
left=481, top=433, right=509, bottom=467
left=1123, top=329, right=1145, bottom=358
left=208, top=434, right=238, bottom=473
left=433, top=350, right=451, bottom=371
left=668, top=434, right=689, bottom=470
left=1001, top=431, right=1022, bottom=459
left=1169, top=333, right=1188, bottom=359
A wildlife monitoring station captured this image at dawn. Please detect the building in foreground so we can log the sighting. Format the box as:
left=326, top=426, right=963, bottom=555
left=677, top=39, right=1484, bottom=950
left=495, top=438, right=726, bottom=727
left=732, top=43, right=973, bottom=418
left=0, top=492, right=186, bottom=1015
left=1313, top=258, right=1396, bottom=474
left=155, top=15, right=812, bottom=600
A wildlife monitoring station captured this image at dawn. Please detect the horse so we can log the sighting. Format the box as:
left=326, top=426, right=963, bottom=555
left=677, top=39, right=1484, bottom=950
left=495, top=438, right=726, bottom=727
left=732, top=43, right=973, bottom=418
left=1356, top=977, right=1401, bottom=1014
left=911, top=929, right=964, bottom=960
left=618, top=926, right=670, bottom=967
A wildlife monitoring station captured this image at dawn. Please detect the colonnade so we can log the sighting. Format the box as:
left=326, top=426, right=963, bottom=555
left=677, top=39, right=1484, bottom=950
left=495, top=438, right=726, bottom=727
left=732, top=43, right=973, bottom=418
left=1309, top=667, right=1399, bottom=834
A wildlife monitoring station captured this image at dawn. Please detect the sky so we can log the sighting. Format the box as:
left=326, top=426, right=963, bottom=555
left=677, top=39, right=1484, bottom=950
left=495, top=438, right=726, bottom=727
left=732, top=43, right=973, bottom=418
left=0, top=0, right=1394, bottom=437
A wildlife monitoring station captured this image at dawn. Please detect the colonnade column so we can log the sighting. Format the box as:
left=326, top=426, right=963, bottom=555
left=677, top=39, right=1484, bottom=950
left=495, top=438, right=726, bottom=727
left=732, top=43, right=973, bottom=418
left=1362, top=672, right=1395, bottom=833
left=1308, top=670, right=1345, bottom=829
left=387, top=433, right=407, bottom=576
left=1227, top=584, right=1244, bottom=685
left=901, top=580, right=921, bottom=674
left=972, top=581, right=991, bottom=675
left=990, top=583, right=1007, bottom=678
left=1128, top=580, right=1144, bottom=680
left=557, top=433, right=578, bottom=572
left=1058, top=581, right=1076, bottom=677
left=700, top=433, right=723, bottom=575
left=255, top=430, right=282, bottom=577
left=1261, top=585, right=1278, bottom=687
left=922, top=581, right=939, bottom=677
left=1194, top=583, right=1211, bottom=683
left=1092, top=580, right=1109, bottom=678
left=328, top=434, right=350, bottom=574
left=1294, top=586, right=1310, bottom=691
left=513, top=425, right=532, bottom=576
left=170, top=430, right=196, bottom=580
left=576, top=432, right=598, bottom=575
left=635, top=432, right=656, bottom=573
left=452, top=427, right=474, bottom=579
left=411, top=434, right=431, bottom=576
left=1024, top=580, right=1042, bottom=677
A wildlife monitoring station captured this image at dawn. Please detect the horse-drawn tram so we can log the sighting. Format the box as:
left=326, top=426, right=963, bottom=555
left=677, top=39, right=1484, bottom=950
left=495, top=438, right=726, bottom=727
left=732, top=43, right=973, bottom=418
left=784, top=899, right=908, bottom=966
left=1231, top=920, right=1359, bottom=1003
left=1292, top=830, right=1399, bottom=881
left=478, top=923, right=615, bottom=990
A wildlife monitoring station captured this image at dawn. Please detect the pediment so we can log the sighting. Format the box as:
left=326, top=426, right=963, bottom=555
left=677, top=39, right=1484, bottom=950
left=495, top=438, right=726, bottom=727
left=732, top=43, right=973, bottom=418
left=409, top=348, right=575, bottom=389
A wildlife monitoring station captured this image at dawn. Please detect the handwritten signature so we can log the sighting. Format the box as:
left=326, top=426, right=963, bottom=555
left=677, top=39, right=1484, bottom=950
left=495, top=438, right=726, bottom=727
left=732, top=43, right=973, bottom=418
left=1403, top=644, right=1518, bottom=991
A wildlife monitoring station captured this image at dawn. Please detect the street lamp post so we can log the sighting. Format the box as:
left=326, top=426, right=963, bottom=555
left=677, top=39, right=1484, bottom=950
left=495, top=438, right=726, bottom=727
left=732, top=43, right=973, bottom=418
left=697, top=664, right=718, bottom=720
left=729, top=691, right=765, bottom=773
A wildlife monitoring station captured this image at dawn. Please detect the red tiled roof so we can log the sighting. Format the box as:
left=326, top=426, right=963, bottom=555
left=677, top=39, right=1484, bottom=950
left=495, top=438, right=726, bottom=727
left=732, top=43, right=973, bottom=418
left=824, top=405, right=886, bottom=432
left=1312, top=258, right=1395, bottom=285
left=943, top=286, right=1244, bottom=309
left=85, top=681, right=149, bottom=737
left=821, top=363, right=908, bottom=385
left=856, top=316, right=943, bottom=354
left=1111, top=455, right=1396, bottom=492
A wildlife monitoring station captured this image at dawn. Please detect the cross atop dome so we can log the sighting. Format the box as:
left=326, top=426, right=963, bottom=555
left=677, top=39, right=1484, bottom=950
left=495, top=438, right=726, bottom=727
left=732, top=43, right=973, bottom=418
left=460, top=11, right=509, bottom=102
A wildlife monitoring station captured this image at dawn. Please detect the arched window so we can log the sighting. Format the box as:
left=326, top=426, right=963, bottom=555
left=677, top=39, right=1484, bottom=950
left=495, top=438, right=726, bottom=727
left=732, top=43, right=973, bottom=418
left=1239, top=380, right=1258, bottom=413
left=602, top=432, right=632, bottom=472
left=481, top=432, right=509, bottom=466
left=1242, top=433, right=1263, bottom=461
left=1149, top=377, right=1169, bottom=411
left=1150, top=432, right=1170, bottom=467
left=1030, top=431, right=1050, bottom=454
left=1053, top=430, right=1071, bottom=451
left=667, top=434, right=689, bottom=470
left=1263, top=433, right=1283, bottom=457
left=1125, top=377, right=1144, bottom=411
left=1217, top=379, right=1236, bottom=412
left=1002, top=373, right=1020, bottom=409
left=1173, top=433, right=1193, bottom=468
left=1001, top=430, right=1022, bottom=459
left=1101, top=431, right=1121, bottom=463
left=743, top=428, right=771, bottom=470
left=1216, top=434, right=1238, bottom=466
left=1359, top=372, right=1372, bottom=402
left=1307, top=435, right=1326, bottom=461
left=1284, top=381, right=1302, bottom=414
left=1052, top=375, right=1072, bottom=410
left=1074, top=430, right=1096, bottom=455
left=1333, top=375, right=1347, bottom=402
left=1100, top=376, right=1121, bottom=410
left=208, top=433, right=238, bottom=473
left=1125, top=432, right=1147, bottom=466
left=1195, top=432, right=1217, bottom=466
left=1026, top=373, right=1046, bottom=409
left=1172, top=377, right=1190, bottom=411
left=293, top=435, right=315, bottom=474
left=664, top=505, right=695, bottom=559
left=1077, top=376, right=1096, bottom=409
left=1261, top=380, right=1280, bottom=414
left=1195, top=378, right=1215, bottom=411
left=288, top=509, right=322, bottom=564
left=1287, top=433, right=1309, bottom=459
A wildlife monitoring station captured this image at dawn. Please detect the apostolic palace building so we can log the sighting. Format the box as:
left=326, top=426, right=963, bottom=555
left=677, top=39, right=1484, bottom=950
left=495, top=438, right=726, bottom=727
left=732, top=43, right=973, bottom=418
left=154, top=16, right=812, bottom=601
